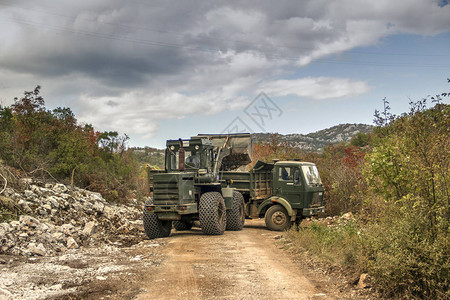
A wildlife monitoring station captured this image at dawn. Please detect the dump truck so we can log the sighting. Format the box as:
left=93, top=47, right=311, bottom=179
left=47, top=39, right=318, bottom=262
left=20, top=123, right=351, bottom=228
left=219, top=160, right=324, bottom=231
left=143, top=133, right=324, bottom=239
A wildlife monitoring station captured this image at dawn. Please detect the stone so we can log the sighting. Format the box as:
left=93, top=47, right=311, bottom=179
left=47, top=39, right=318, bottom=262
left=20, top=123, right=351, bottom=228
left=18, top=200, right=33, bottom=214
left=66, top=237, right=78, bottom=249
left=89, top=192, right=104, bottom=203
left=47, top=196, right=60, bottom=208
left=9, top=221, right=20, bottom=230
left=82, top=221, right=97, bottom=236
left=0, top=223, right=11, bottom=236
left=37, top=223, right=49, bottom=232
left=49, top=284, right=62, bottom=290
left=59, top=224, right=76, bottom=235
left=19, top=215, right=40, bottom=228
left=341, top=212, right=353, bottom=220
left=28, top=242, right=46, bottom=256
left=103, top=206, right=116, bottom=219
left=53, top=184, right=68, bottom=194
left=96, top=276, right=107, bottom=281
left=24, top=190, right=36, bottom=199
left=52, top=232, right=65, bottom=241
left=72, top=202, right=83, bottom=212
left=0, top=287, right=13, bottom=298
left=357, top=273, right=370, bottom=289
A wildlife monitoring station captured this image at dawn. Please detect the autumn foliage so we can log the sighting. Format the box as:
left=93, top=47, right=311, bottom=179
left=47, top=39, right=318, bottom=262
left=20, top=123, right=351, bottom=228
left=0, top=86, right=145, bottom=202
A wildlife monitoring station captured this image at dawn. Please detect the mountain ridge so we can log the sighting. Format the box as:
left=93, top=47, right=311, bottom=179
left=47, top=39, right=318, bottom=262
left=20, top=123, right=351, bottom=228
left=252, top=123, right=373, bottom=152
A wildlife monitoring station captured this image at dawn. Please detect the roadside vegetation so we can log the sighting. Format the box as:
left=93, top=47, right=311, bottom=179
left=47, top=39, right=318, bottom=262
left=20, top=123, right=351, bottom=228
left=0, top=86, right=149, bottom=212
left=253, top=83, right=449, bottom=299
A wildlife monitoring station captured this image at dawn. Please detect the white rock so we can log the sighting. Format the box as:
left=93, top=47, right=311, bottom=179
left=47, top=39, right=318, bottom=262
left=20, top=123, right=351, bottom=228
left=0, top=223, right=11, bottom=236
left=82, top=221, right=97, bottom=236
left=37, top=223, right=49, bottom=232
left=9, top=221, right=20, bottom=230
left=28, top=242, right=46, bottom=256
left=24, top=190, right=36, bottom=199
left=96, top=276, right=107, bottom=281
left=59, top=224, right=76, bottom=235
left=89, top=192, right=104, bottom=202
left=53, top=184, right=68, bottom=194
left=47, top=196, right=60, bottom=208
left=357, top=273, right=370, bottom=288
left=103, top=206, right=116, bottom=219
left=341, top=212, right=353, bottom=220
left=52, top=232, right=65, bottom=241
left=19, top=215, right=40, bottom=228
left=0, top=287, right=12, bottom=298
left=66, top=237, right=78, bottom=249
left=49, top=284, right=62, bottom=290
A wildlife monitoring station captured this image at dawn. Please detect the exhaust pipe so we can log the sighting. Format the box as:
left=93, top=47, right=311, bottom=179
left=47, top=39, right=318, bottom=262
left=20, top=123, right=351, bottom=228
left=178, top=138, right=185, bottom=171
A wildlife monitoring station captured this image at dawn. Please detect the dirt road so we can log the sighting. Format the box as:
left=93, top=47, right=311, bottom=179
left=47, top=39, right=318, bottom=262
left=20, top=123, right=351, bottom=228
left=134, top=219, right=328, bottom=300
left=1, top=219, right=366, bottom=299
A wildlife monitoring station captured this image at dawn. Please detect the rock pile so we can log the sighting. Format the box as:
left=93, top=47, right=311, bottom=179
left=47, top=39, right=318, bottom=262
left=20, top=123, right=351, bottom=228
left=0, top=180, right=144, bottom=256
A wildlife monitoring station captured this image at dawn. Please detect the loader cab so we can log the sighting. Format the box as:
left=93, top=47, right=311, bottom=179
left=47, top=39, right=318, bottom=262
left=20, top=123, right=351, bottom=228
left=165, top=138, right=214, bottom=172
left=273, top=161, right=324, bottom=211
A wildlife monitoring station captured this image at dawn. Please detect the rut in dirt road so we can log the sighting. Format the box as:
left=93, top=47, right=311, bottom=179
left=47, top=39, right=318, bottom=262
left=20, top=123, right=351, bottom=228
left=135, top=220, right=330, bottom=300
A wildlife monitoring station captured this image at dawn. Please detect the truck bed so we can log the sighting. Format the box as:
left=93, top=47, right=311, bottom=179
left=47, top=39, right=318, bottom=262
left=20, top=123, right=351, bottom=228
left=219, top=161, right=273, bottom=200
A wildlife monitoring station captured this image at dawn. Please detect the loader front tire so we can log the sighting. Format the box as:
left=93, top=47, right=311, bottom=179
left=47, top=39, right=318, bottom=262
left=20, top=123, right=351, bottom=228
left=199, top=192, right=226, bottom=235
left=226, top=191, right=245, bottom=231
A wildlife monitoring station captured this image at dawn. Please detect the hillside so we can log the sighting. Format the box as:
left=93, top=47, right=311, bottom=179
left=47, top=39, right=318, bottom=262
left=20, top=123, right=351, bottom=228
left=132, top=124, right=374, bottom=167
left=253, top=123, right=373, bottom=152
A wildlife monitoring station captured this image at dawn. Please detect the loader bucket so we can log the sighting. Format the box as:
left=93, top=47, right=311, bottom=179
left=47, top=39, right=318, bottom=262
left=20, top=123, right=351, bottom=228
left=195, top=133, right=253, bottom=170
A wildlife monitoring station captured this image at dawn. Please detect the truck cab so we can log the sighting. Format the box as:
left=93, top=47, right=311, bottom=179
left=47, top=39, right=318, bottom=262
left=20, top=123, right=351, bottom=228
left=220, top=160, right=325, bottom=231
left=272, top=161, right=324, bottom=218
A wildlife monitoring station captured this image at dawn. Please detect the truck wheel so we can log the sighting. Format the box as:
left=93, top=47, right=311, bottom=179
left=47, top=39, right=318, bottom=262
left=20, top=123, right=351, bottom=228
left=226, top=191, right=245, bottom=231
left=173, top=221, right=193, bottom=231
left=265, top=205, right=292, bottom=231
left=199, top=192, right=226, bottom=235
left=143, top=199, right=172, bottom=239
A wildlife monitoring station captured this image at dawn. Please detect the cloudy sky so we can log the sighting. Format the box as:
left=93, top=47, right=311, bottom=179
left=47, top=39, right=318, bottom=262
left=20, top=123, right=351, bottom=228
left=0, top=0, right=449, bottom=148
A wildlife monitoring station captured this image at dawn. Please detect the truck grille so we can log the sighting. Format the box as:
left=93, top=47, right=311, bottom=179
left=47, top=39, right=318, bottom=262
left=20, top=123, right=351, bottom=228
left=311, top=192, right=322, bottom=207
left=153, top=175, right=179, bottom=204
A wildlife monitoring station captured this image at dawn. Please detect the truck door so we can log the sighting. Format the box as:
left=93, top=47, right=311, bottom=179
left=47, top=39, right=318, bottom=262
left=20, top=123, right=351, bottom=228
left=275, top=166, right=303, bottom=206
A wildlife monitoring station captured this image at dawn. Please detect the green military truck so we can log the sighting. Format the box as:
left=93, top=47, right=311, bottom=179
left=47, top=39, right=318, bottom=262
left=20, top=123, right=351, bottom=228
left=143, top=134, right=324, bottom=239
left=219, top=160, right=324, bottom=231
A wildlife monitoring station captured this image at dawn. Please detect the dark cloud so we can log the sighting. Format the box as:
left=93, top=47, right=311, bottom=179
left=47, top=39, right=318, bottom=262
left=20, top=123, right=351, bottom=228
left=0, top=0, right=449, bottom=140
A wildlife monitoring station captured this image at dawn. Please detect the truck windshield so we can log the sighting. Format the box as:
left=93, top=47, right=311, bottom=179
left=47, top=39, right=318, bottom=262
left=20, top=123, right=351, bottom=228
left=302, top=165, right=322, bottom=186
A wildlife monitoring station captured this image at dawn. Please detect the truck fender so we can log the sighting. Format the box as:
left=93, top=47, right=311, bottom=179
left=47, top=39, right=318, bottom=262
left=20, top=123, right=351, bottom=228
left=221, top=187, right=234, bottom=210
left=258, top=196, right=294, bottom=219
